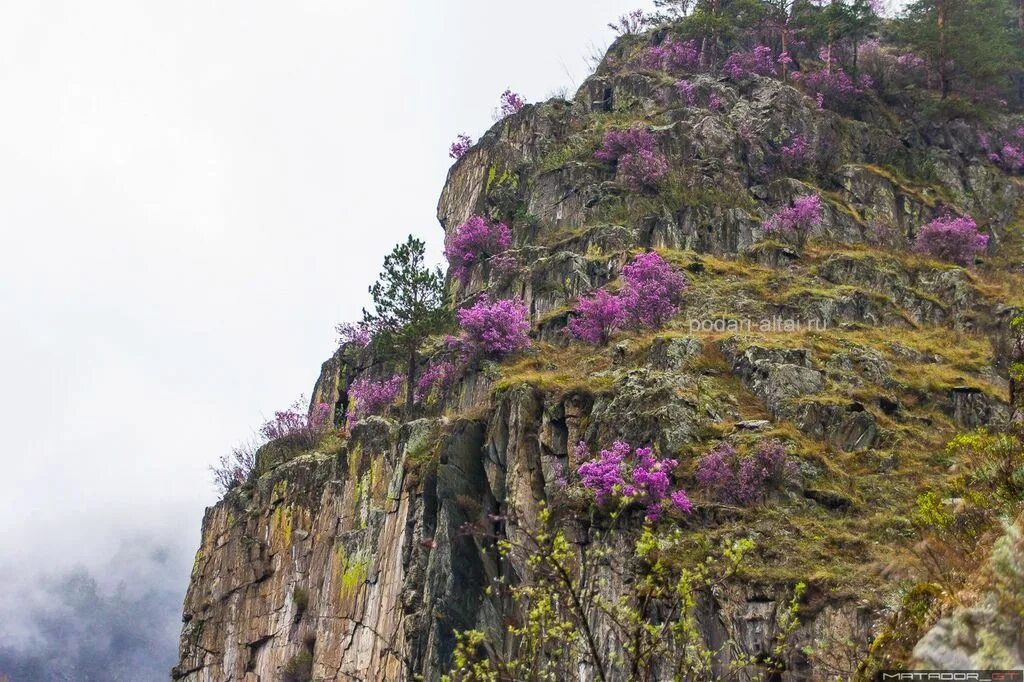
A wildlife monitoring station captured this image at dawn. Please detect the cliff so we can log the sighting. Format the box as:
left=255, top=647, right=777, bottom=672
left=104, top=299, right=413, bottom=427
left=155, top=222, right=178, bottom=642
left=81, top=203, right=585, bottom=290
left=174, top=30, right=1024, bottom=682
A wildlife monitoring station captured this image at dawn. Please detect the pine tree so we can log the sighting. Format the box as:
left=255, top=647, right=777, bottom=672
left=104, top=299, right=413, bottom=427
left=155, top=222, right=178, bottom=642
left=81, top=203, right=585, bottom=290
left=897, top=0, right=1020, bottom=99
left=362, top=236, right=450, bottom=410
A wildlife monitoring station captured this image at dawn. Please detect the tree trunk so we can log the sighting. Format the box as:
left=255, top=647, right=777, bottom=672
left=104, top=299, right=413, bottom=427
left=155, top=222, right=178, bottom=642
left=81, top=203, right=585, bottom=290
left=406, top=349, right=417, bottom=412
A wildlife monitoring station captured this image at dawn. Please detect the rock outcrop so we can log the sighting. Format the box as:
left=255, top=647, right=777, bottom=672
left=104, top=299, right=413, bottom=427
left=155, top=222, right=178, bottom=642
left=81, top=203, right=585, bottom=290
left=175, top=29, right=1024, bottom=682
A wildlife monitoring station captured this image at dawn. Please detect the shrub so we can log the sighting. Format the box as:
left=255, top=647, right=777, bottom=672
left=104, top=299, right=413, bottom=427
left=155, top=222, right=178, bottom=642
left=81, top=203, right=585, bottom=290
left=575, top=440, right=692, bottom=521
left=695, top=440, right=798, bottom=506
left=722, top=45, right=777, bottom=79
left=449, top=133, right=473, bottom=160
left=261, top=401, right=332, bottom=448
left=566, top=289, right=624, bottom=346
left=499, top=89, right=525, bottom=117
left=347, top=375, right=403, bottom=426
left=993, top=144, right=1024, bottom=172
left=795, top=67, right=871, bottom=111
left=675, top=79, right=697, bottom=106
left=444, top=215, right=512, bottom=285
left=780, top=134, right=811, bottom=170
left=595, top=127, right=669, bottom=189
left=761, top=193, right=824, bottom=249
left=912, top=214, right=989, bottom=266
left=282, top=649, right=313, bottom=682
left=636, top=37, right=699, bottom=72
left=211, top=441, right=258, bottom=494
left=609, top=9, right=647, bottom=35
left=414, top=360, right=459, bottom=404
left=335, top=321, right=372, bottom=348
left=455, top=296, right=532, bottom=358
left=619, top=251, right=688, bottom=329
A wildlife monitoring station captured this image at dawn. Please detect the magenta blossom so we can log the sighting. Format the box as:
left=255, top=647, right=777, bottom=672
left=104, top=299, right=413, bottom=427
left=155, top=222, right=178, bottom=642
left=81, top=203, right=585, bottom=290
left=695, top=440, right=797, bottom=506
left=336, top=321, right=373, bottom=348
left=722, top=45, right=777, bottom=79
left=675, top=79, right=697, bottom=106
left=449, top=134, right=473, bottom=160
left=414, top=361, right=459, bottom=404
left=347, top=374, right=403, bottom=426
left=576, top=440, right=691, bottom=521
left=636, top=37, right=699, bottom=72
left=619, top=251, right=689, bottom=329
left=261, top=401, right=332, bottom=447
left=595, top=127, right=669, bottom=189
left=455, top=296, right=532, bottom=358
left=444, top=215, right=512, bottom=284
left=567, top=289, right=625, bottom=346
left=913, top=215, right=989, bottom=266
left=499, top=89, right=525, bottom=117
left=780, top=134, right=811, bottom=169
left=761, top=193, right=824, bottom=249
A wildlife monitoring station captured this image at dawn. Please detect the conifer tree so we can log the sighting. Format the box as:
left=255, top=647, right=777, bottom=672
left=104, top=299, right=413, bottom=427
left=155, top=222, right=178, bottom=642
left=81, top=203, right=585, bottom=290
left=362, top=236, right=450, bottom=410
left=897, top=0, right=1020, bottom=98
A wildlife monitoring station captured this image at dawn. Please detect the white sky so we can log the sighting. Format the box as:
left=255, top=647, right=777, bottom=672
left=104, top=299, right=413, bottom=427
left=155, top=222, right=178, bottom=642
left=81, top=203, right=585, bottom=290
left=0, top=0, right=911, bottom=635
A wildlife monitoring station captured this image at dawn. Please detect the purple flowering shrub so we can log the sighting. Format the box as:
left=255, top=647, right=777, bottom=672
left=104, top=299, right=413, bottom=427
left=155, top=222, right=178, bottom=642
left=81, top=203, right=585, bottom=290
left=449, top=134, right=473, bottom=160
left=912, top=215, right=989, bottom=266
left=414, top=360, right=459, bottom=404
left=675, top=79, right=697, bottom=106
left=707, top=93, right=724, bottom=112
left=780, top=134, right=811, bottom=171
left=347, top=374, right=403, bottom=427
left=595, top=127, right=669, bottom=189
left=575, top=441, right=693, bottom=521
left=993, top=144, right=1024, bottom=173
left=262, top=401, right=332, bottom=448
left=455, top=296, right=532, bottom=358
left=336, top=321, right=373, bottom=348
left=761, top=194, right=824, bottom=249
left=211, top=441, right=258, bottom=494
left=619, top=251, right=689, bottom=329
left=795, top=67, right=872, bottom=111
left=636, top=38, right=699, bottom=73
left=722, top=45, right=778, bottom=80
left=695, top=440, right=797, bottom=506
left=567, top=289, right=625, bottom=346
left=499, top=89, right=525, bottom=117
left=444, top=215, right=512, bottom=284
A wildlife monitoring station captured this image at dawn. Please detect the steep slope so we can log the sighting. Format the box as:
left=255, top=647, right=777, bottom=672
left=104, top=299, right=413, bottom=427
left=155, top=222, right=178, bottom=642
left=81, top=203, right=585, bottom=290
left=174, top=33, right=1024, bottom=682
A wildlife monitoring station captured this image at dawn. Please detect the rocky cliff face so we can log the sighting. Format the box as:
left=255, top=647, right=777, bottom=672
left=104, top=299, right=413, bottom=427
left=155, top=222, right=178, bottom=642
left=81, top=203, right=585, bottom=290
left=174, top=32, right=1024, bottom=682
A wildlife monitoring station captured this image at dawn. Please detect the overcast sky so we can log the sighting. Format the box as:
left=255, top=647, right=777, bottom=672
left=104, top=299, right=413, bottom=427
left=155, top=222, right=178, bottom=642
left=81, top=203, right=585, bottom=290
left=0, top=1, right=909, bottom=678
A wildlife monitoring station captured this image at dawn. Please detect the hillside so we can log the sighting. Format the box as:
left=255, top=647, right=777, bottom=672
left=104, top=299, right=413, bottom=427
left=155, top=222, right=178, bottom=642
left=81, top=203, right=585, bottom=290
left=174, top=10, right=1024, bottom=681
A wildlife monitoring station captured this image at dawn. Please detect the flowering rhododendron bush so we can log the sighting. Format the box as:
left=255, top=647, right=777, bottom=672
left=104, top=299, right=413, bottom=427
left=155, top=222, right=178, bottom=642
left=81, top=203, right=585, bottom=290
left=498, top=89, right=525, bottom=117
left=635, top=37, right=699, bottom=72
left=261, top=401, right=332, bottom=447
left=696, top=440, right=798, bottom=506
left=619, top=251, right=688, bottom=328
left=575, top=440, right=692, bottom=521
left=567, top=251, right=687, bottom=344
left=795, top=67, right=872, bottom=111
left=448, top=133, right=472, bottom=160
left=335, top=321, right=372, bottom=348
left=443, top=215, right=512, bottom=284
left=780, top=134, right=811, bottom=170
left=761, top=193, right=824, bottom=248
left=455, top=296, right=532, bottom=358
left=566, top=289, right=624, bottom=346
left=594, top=127, right=669, bottom=189
left=414, top=360, right=458, bottom=404
left=722, top=45, right=778, bottom=79
left=347, top=374, right=403, bottom=426
left=912, top=215, right=989, bottom=266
